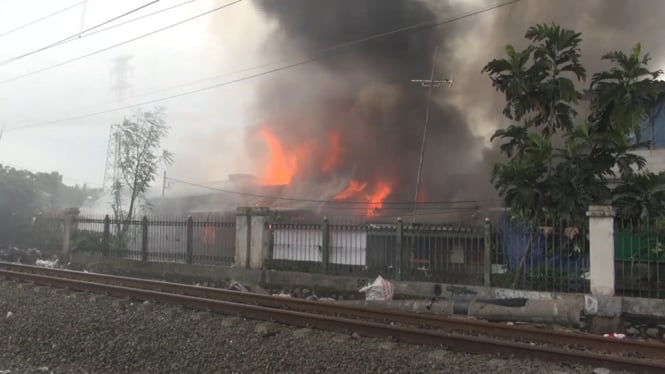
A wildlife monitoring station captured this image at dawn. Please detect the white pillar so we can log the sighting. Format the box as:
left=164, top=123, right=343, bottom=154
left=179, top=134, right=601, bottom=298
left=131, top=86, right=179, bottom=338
left=234, top=208, right=250, bottom=268
left=586, top=205, right=615, bottom=297
left=234, top=207, right=271, bottom=269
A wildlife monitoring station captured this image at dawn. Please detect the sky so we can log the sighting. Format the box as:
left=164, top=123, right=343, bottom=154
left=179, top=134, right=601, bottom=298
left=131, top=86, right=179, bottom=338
left=0, top=0, right=272, bottom=187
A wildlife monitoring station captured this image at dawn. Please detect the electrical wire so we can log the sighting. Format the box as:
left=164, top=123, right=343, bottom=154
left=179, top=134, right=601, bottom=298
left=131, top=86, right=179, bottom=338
left=4, top=0, right=519, bottom=132
left=0, top=0, right=199, bottom=66
left=0, top=0, right=243, bottom=85
left=0, top=1, right=86, bottom=39
left=164, top=176, right=478, bottom=205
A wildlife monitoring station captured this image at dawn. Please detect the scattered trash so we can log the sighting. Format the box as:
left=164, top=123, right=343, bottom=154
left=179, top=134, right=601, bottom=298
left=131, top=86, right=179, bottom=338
left=0, top=246, right=42, bottom=265
left=227, top=281, right=249, bottom=293
left=6, top=311, right=13, bottom=319
left=272, top=293, right=292, bottom=298
left=0, top=369, right=10, bottom=373
left=37, top=367, right=49, bottom=372
left=603, top=332, right=626, bottom=339
left=358, top=275, right=394, bottom=301
left=36, top=258, right=58, bottom=268
left=592, top=368, right=611, bottom=374
left=506, top=321, right=515, bottom=326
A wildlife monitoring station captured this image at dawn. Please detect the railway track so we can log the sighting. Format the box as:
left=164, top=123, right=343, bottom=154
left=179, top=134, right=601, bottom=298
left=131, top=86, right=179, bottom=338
left=1, top=262, right=664, bottom=373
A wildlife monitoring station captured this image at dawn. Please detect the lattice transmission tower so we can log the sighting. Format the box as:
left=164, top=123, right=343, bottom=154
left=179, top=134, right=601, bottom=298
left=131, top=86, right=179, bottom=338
left=102, top=55, right=134, bottom=192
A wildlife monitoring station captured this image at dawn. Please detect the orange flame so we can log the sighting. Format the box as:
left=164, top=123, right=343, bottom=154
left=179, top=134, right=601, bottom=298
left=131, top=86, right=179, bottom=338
left=334, top=180, right=368, bottom=200
left=367, top=182, right=392, bottom=217
left=322, top=133, right=342, bottom=173
left=334, top=179, right=392, bottom=217
left=258, top=128, right=299, bottom=185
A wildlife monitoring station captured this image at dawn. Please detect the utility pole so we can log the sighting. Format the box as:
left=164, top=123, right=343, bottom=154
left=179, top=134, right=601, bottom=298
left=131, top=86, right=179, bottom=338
left=410, top=46, right=453, bottom=223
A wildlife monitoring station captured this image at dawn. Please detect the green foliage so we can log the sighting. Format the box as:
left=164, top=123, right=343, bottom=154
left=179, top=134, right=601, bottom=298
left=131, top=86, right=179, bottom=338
left=484, top=23, right=665, bottom=224
left=71, top=230, right=104, bottom=253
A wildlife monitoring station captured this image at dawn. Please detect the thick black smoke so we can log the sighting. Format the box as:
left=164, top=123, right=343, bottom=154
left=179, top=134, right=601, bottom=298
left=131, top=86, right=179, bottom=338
left=245, top=0, right=665, bottom=214
left=248, top=0, right=486, bottom=210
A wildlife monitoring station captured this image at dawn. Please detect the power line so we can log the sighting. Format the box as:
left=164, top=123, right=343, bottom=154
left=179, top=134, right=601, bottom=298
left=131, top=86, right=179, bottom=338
left=77, top=0, right=197, bottom=39
left=0, top=0, right=243, bottom=85
left=5, top=0, right=519, bottom=132
left=0, top=0, right=199, bottom=66
left=0, top=1, right=86, bottom=39
left=164, top=176, right=478, bottom=206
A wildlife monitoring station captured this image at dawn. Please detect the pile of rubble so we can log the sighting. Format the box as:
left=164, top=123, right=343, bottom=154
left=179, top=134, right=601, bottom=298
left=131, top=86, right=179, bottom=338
left=0, top=246, right=60, bottom=268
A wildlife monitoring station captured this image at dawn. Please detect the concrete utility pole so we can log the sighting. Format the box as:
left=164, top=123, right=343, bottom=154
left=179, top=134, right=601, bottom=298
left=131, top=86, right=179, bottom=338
left=410, top=46, right=453, bottom=224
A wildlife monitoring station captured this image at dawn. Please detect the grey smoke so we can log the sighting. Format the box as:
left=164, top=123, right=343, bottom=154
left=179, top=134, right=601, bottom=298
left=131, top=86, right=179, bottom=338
left=243, top=0, right=665, bottom=212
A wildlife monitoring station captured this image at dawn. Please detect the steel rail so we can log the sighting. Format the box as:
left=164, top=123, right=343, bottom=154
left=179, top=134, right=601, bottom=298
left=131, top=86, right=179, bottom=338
left=2, top=262, right=665, bottom=359
left=1, top=268, right=664, bottom=374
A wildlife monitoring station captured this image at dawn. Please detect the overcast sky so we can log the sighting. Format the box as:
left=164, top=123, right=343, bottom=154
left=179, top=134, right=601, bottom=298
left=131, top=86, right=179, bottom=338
left=0, top=0, right=273, bottom=187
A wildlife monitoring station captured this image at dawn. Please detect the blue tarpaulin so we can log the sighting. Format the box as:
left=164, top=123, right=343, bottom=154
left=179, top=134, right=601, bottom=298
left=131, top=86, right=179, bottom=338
left=499, top=213, right=548, bottom=270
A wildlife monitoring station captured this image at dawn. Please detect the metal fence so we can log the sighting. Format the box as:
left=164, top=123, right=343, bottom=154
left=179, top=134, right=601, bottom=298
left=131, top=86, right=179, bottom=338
left=38, top=214, right=235, bottom=266
left=268, top=218, right=487, bottom=285
left=31, top=209, right=665, bottom=298
left=615, top=218, right=665, bottom=298
left=33, top=213, right=65, bottom=254
left=486, top=212, right=590, bottom=294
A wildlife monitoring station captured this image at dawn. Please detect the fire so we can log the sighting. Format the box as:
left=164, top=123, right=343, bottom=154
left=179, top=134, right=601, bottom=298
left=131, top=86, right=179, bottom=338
left=334, top=180, right=367, bottom=200
left=257, top=127, right=345, bottom=185
left=258, top=128, right=298, bottom=185
left=256, top=125, right=393, bottom=217
left=367, top=182, right=392, bottom=217
left=322, top=133, right=342, bottom=173
left=334, top=179, right=393, bottom=217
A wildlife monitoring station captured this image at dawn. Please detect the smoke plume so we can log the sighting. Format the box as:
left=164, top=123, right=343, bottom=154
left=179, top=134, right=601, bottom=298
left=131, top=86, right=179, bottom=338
left=241, top=0, right=665, bottom=216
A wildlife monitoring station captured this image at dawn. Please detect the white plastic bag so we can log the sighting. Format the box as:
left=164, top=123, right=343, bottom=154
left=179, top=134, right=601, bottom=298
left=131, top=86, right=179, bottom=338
left=359, top=275, right=394, bottom=301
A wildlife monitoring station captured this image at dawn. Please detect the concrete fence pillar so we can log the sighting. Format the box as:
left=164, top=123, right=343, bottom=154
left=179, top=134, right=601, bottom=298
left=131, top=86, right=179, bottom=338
left=61, top=207, right=80, bottom=255
left=235, top=207, right=271, bottom=269
left=587, top=205, right=616, bottom=297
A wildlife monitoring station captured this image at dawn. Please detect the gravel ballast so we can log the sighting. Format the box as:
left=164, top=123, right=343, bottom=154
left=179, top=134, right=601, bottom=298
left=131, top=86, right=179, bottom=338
left=0, top=280, right=608, bottom=373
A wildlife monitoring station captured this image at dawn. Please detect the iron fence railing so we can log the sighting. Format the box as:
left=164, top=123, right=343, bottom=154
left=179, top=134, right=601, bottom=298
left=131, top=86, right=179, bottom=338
left=36, top=214, right=235, bottom=266
left=267, top=218, right=488, bottom=284
left=35, top=209, right=665, bottom=298
left=487, top=212, right=590, bottom=294
left=614, top=218, right=665, bottom=298
left=33, top=213, right=65, bottom=254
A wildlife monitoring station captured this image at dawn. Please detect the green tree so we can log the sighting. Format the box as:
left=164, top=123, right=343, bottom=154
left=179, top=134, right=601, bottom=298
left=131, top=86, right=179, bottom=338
left=483, top=24, right=586, bottom=221
left=613, top=172, right=665, bottom=222
left=112, top=108, right=173, bottom=233
left=484, top=24, right=665, bottom=223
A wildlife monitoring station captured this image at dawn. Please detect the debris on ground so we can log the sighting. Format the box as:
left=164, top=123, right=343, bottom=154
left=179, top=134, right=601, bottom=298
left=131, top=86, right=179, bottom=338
left=227, top=281, right=249, bottom=293
left=359, top=275, right=394, bottom=301
left=35, top=257, right=59, bottom=268
left=227, top=280, right=272, bottom=296
left=0, top=247, right=42, bottom=265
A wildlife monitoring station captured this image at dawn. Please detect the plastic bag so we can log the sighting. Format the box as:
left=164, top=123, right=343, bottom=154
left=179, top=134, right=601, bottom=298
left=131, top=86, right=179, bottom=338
left=359, top=275, right=394, bottom=301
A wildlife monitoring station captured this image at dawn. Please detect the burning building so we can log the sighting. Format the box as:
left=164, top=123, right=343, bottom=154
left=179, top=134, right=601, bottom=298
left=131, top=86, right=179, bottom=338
left=196, top=0, right=665, bottom=221
left=242, top=0, right=492, bottom=220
